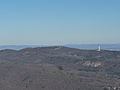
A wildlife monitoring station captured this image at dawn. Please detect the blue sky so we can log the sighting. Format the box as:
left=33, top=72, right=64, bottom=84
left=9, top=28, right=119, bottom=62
left=0, top=0, right=120, bottom=45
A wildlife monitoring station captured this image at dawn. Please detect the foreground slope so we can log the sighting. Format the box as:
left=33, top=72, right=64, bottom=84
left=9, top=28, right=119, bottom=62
left=0, top=46, right=120, bottom=90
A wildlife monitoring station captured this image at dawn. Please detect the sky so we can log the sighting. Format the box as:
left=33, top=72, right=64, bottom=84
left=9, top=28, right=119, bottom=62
left=0, top=0, right=120, bottom=45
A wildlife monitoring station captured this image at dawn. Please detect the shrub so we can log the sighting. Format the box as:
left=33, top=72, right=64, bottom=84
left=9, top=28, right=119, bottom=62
left=58, top=66, right=64, bottom=70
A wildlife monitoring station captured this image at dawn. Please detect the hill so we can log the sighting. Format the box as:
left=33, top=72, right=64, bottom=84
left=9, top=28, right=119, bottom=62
left=0, top=46, right=120, bottom=90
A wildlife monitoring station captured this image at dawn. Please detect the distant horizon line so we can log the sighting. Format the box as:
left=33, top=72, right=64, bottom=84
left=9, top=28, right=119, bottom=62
left=0, top=43, right=120, bottom=46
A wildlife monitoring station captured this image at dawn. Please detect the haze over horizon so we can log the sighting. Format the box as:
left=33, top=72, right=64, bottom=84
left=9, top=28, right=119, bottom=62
left=0, top=0, right=120, bottom=45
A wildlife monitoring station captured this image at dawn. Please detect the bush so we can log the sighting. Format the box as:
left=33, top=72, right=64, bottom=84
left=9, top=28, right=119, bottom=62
left=103, top=87, right=109, bottom=90
left=58, top=66, right=64, bottom=70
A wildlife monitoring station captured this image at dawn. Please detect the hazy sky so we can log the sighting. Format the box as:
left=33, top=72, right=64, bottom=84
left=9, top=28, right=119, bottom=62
left=0, top=0, right=120, bottom=45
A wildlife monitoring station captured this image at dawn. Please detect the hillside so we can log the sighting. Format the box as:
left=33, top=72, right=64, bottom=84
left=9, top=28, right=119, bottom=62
left=0, top=46, right=120, bottom=90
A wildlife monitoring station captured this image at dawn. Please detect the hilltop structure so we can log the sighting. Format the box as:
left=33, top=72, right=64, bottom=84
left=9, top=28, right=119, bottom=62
left=97, top=44, right=101, bottom=51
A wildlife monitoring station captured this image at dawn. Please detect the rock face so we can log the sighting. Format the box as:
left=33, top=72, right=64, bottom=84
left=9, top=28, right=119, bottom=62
left=0, top=46, right=120, bottom=90
left=83, top=61, right=102, bottom=67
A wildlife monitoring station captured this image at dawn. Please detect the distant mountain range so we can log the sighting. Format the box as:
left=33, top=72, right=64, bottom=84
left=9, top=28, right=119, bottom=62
left=0, top=44, right=120, bottom=51
left=66, top=44, right=120, bottom=51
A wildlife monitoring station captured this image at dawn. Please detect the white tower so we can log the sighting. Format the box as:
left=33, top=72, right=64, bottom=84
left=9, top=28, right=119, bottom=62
left=97, top=44, right=101, bottom=51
